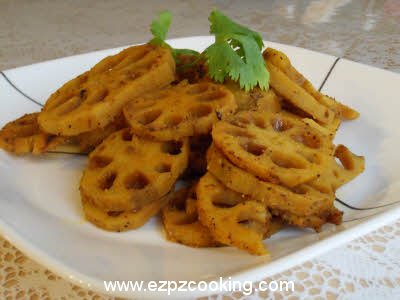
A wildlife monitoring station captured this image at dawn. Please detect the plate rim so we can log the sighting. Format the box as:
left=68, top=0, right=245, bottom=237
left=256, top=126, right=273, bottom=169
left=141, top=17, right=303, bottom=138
left=1, top=36, right=399, bottom=298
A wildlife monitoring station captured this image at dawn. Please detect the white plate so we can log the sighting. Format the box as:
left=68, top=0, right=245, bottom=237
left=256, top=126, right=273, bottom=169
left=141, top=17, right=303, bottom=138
left=0, top=36, right=399, bottom=298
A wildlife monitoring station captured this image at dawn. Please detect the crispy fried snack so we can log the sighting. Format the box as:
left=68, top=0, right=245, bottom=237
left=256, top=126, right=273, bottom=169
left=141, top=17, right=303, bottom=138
left=264, top=48, right=359, bottom=122
left=162, top=186, right=219, bottom=247
left=207, top=144, right=334, bottom=216
left=80, top=128, right=189, bottom=211
left=0, top=113, right=66, bottom=155
left=123, top=81, right=237, bottom=141
left=224, top=79, right=283, bottom=113
left=309, top=144, right=365, bottom=193
left=270, top=207, right=343, bottom=231
left=197, top=173, right=270, bottom=255
left=38, top=44, right=175, bottom=136
left=212, top=111, right=334, bottom=187
left=206, top=145, right=341, bottom=231
left=75, top=113, right=127, bottom=153
left=82, top=191, right=170, bottom=232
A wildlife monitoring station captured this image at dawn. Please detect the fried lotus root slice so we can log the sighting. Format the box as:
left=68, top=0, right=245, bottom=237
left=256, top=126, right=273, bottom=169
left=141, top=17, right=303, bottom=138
left=212, top=111, right=334, bottom=187
left=197, top=173, right=270, bottom=255
left=162, top=186, right=219, bottom=247
left=264, top=48, right=359, bottom=121
left=123, top=81, right=237, bottom=140
left=75, top=113, right=128, bottom=153
left=38, top=44, right=175, bottom=136
left=206, top=144, right=335, bottom=218
left=80, top=128, right=189, bottom=211
left=82, top=190, right=170, bottom=232
left=271, top=206, right=343, bottom=232
left=224, top=80, right=282, bottom=113
left=309, top=144, right=365, bottom=193
left=0, top=113, right=66, bottom=155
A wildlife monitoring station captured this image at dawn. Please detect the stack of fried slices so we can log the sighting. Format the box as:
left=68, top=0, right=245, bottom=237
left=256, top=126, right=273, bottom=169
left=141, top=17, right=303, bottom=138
left=0, top=44, right=364, bottom=255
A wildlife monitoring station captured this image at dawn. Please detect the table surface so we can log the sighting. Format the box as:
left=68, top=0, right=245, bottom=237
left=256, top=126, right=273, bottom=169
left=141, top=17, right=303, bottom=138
left=0, top=0, right=399, bottom=299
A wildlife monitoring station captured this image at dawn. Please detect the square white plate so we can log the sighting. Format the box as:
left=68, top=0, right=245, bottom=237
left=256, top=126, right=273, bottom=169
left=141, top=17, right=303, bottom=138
left=0, top=36, right=399, bottom=298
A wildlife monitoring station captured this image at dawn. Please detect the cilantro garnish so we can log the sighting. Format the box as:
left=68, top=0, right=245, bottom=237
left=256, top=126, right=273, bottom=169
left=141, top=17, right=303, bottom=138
left=149, top=10, right=269, bottom=91
left=149, top=11, right=200, bottom=65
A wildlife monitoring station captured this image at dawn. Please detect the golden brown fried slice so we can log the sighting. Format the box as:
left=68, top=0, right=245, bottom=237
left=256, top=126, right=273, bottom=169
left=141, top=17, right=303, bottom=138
left=271, top=207, right=342, bottom=231
left=212, top=111, right=334, bottom=187
left=265, top=62, right=335, bottom=124
left=0, top=113, right=66, bottom=155
left=80, top=128, right=189, bottom=211
left=123, top=81, right=236, bottom=141
left=75, top=113, right=127, bottom=153
left=175, top=54, right=207, bottom=83
left=197, top=173, right=270, bottom=255
left=38, top=44, right=175, bottom=136
left=224, top=80, right=282, bottom=113
left=162, top=186, right=219, bottom=247
left=207, top=144, right=335, bottom=217
left=309, top=144, right=365, bottom=193
left=82, top=191, right=170, bottom=232
left=264, top=48, right=359, bottom=121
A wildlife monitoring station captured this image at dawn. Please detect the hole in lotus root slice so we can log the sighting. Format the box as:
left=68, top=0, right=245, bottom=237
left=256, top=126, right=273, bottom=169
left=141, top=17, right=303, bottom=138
left=270, top=152, right=307, bottom=169
left=164, top=114, right=184, bottom=127
left=252, top=116, right=267, bottom=129
left=121, top=129, right=134, bottom=141
left=240, top=141, right=266, bottom=157
left=85, top=88, right=109, bottom=105
left=224, top=127, right=255, bottom=139
left=186, top=83, right=210, bottom=95
left=291, top=131, right=321, bottom=149
left=89, top=156, right=113, bottom=169
left=189, top=104, right=213, bottom=118
left=211, top=190, right=241, bottom=208
left=161, top=141, right=183, bottom=155
left=99, top=171, right=117, bottom=190
left=271, top=117, right=293, bottom=132
left=124, top=172, right=150, bottom=190
left=196, top=90, right=227, bottom=102
left=155, top=162, right=171, bottom=173
left=137, top=109, right=162, bottom=125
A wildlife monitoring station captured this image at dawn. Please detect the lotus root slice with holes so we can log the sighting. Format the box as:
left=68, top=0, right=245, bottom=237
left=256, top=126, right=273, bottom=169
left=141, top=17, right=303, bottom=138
left=123, top=81, right=237, bottom=141
left=212, top=110, right=334, bottom=187
left=38, top=44, right=175, bottom=136
left=162, top=186, right=219, bottom=248
left=82, top=190, right=170, bottom=232
left=206, top=144, right=336, bottom=220
left=263, top=47, right=359, bottom=122
left=0, top=113, right=66, bottom=155
left=197, top=173, right=270, bottom=255
left=80, top=128, right=189, bottom=211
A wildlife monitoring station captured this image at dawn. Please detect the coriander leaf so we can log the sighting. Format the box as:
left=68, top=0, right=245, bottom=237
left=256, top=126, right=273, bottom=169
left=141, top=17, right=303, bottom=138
left=172, top=48, right=200, bottom=57
left=209, top=10, right=264, bottom=50
left=205, top=10, right=269, bottom=91
left=149, top=11, right=200, bottom=64
left=150, top=11, right=172, bottom=46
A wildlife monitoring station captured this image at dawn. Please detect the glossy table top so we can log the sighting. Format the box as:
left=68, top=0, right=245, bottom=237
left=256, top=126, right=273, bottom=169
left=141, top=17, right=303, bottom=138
left=0, top=0, right=399, bottom=72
